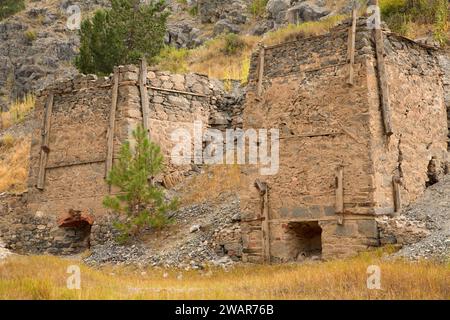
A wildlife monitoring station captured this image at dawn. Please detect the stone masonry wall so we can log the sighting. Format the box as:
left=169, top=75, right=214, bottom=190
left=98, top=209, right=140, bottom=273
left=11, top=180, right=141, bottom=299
left=241, top=22, right=380, bottom=262
left=240, top=20, right=448, bottom=262
left=0, top=66, right=232, bottom=255
left=368, top=34, right=449, bottom=214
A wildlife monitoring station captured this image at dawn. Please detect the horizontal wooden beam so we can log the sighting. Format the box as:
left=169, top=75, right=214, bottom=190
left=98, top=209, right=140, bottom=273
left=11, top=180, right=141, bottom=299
left=46, top=158, right=107, bottom=170
left=280, top=131, right=342, bottom=139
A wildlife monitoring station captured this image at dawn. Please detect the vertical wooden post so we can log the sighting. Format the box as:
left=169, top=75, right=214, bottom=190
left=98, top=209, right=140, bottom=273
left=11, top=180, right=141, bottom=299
left=257, top=46, right=265, bottom=97
left=37, top=93, right=54, bottom=190
left=139, top=58, right=151, bottom=140
left=347, top=5, right=357, bottom=86
left=105, top=68, right=119, bottom=179
left=335, top=166, right=344, bottom=214
left=392, top=177, right=402, bottom=215
left=262, top=188, right=271, bottom=263
left=255, top=179, right=271, bottom=263
left=372, top=0, right=393, bottom=136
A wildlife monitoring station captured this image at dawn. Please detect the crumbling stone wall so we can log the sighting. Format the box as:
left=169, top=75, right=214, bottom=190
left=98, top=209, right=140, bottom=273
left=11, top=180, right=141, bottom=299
left=240, top=20, right=448, bottom=262
left=369, top=34, right=449, bottom=213
left=1, top=66, right=234, bottom=254
left=437, top=53, right=450, bottom=149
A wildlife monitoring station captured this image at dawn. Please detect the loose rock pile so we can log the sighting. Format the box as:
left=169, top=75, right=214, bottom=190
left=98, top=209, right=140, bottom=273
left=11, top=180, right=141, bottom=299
left=0, top=239, right=13, bottom=261
left=378, top=175, right=450, bottom=262
left=84, top=194, right=241, bottom=269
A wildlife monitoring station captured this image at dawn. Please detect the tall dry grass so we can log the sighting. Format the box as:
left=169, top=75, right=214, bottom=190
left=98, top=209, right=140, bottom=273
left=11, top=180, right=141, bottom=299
left=0, top=135, right=30, bottom=193
left=0, top=252, right=448, bottom=300
left=261, top=14, right=347, bottom=46
left=180, top=165, right=241, bottom=205
left=0, top=94, right=35, bottom=130
left=156, top=16, right=349, bottom=83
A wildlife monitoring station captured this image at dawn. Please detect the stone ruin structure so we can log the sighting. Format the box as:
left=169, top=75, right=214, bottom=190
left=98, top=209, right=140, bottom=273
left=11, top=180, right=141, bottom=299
left=0, top=17, right=448, bottom=262
left=0, top=65, right=241, bottom=254
left=240, top=17, right=449, bottom=263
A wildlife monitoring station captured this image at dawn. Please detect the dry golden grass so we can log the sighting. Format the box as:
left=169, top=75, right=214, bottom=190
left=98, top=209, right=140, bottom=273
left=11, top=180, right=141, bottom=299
left=157, top=16, right=349, bottom=83
left=186, top=35, right=259, bottom=84
left=0, top=135, right=31, bottom=193
left=0, top=94, right=35, bottom=130
left=0, top=251, right=448, bottom=300
left=180, top=165, right=241, bottom=205
left=261, top=14, right=347, bottom=46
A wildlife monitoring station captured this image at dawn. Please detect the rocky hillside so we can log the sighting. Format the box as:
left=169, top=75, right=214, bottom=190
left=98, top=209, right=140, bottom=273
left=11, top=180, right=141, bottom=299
left=0, top=0, right=110, bottom=111
left=0, top=0, right=354, bottom=111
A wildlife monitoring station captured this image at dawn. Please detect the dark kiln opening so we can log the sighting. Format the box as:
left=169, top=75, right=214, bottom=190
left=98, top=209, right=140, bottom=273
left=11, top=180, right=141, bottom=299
left=288, top=221, right=322, bottom=261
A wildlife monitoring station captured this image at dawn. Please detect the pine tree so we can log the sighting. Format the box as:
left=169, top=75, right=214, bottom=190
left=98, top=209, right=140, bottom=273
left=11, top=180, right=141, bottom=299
left=75, top=0, right=169, bottom=75
left=103, top=125, right=178, bottom=243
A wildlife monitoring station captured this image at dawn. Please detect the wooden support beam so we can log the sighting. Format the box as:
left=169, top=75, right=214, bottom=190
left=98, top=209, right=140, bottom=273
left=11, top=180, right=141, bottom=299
left=280, top=131, right=342, bottom=139
left=105, top=68, right=119, bottom=179
left=255, top=179, right=271, bottom=263
left=372, top=0, right=394, bottom=136
left=139, top=59, right=151, bottom=139
left=37, top=93, right=54, bottom=190
left=347, top=6, right=357, bottom=86
left=262, top=189, right=271, bottom=263
left=46, top=158, right=107, bottom=170
left=392, top=177, right=402, bottom=216
left=148, top=86, right=207, bottom=97
left=257, top=46, right=265, bottom=97
left=335, top=166, right=344, bottom=214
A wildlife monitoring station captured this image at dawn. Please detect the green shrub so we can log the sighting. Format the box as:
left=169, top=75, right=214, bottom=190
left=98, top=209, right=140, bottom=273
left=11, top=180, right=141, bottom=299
left=156, top=46, right=190, bottom=73
left=380, top=0, right=408, bottom=16
left=249, top=0, right=268, bottom=18
left=433, top=0, right=448, bottom=44
left=24, top=30, right=37, bottom=43
left=0, top=0, right=25, bottom=21
left=380, top=0, right=448, bottom=44
left=103, top=125, right=178, bottom=243
left=188, top=5, right=198, bottom=16
left=222, top=33, right=245, bottom=56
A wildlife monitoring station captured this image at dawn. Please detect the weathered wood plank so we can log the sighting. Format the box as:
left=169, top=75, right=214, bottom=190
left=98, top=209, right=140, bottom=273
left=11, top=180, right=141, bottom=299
left=347, top=6, right=357, bottom=85
left=393, top=177, right=402, bottom=215
left=335, top=166, right=344, bottom=214
left=280, top=131, right=342, bottom=139
left=148, top=86, right=207, bottom=97
left=257, top=46, right=265, bottom=96
left=46, top=158, right=107, bottom=170
left=262, top=189, right=271, bottom=263
left=105, top=68, right=119, bottom=179
left=37, top=93, right=54, bottom=190
left=139, top=59, right=151, bottom=139
left=255, top=179, right=271, bottom=263
left=372, top=0, right=394, bottom=136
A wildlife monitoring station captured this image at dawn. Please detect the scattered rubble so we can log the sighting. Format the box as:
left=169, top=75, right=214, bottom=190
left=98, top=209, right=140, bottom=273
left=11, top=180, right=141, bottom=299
left=0, top=239, right=13, bottom=261
left=84, top=194, right=242, bottom=269
left=378, top=175, right=450, bottom=262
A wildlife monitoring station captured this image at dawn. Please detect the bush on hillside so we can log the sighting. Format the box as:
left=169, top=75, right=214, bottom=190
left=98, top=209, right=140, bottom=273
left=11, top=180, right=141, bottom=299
left=380, top=0, right=449, bottom=44
left=75, top=0, right=169, bottom=75
left=0, top=0, right=25, bottom=21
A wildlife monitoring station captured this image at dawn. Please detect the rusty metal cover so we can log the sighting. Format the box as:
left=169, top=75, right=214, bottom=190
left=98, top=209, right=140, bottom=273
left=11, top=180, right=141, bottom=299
left=57, top=209, right=94, bottom=228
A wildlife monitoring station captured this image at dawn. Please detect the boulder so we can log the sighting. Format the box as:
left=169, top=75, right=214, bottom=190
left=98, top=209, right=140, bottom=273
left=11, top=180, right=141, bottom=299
left=266, top=0, right=291, bottom=24
left=287, top=1, right=331, bottom=24
left=213, top=19, right=241, bottom=36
